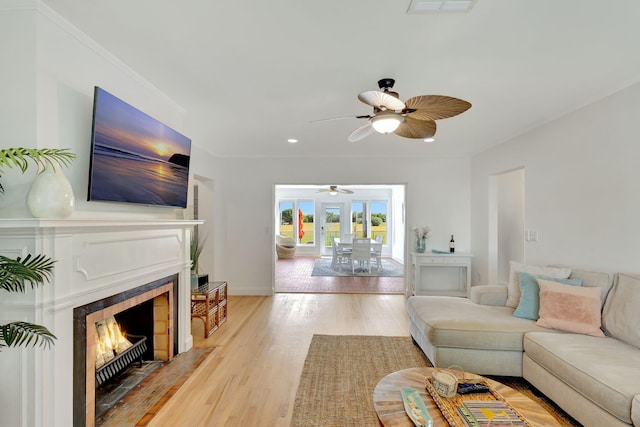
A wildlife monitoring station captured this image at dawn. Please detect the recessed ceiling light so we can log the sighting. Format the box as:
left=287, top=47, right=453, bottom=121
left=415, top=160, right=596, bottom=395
left=407, top=0, right=477, bottom=13
left=423, top=137, right=435, bottom=142
left=288, top=138, right=298, bottom=143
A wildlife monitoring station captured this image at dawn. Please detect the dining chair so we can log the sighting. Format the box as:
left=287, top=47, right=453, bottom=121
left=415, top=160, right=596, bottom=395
left=371, top=237, right=383, bottom=272
left=331, top=236, right=351, bottom=271
left=350, top=238, right=372, bottom=273
left=341, top=233, right=355, bottom=242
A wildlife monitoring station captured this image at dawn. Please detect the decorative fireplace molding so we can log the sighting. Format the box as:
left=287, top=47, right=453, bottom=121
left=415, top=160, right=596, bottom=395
left=0, top=218, right=202, bottom=427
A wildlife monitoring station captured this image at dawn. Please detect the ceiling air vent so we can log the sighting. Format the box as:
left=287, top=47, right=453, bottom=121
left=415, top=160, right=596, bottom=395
left=407, top=0, right=477, bottom=13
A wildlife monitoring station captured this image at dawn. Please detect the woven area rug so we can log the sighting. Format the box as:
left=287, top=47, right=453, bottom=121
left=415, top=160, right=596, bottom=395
left=291, top=335, right=581, bottom=427
left=311, top=257, right=403, bottom=277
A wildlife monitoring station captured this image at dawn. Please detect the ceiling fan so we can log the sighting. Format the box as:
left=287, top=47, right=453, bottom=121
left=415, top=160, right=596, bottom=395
left=323, top=78, right=471, bottom=142
left=317, top=185, right=354, bottom=196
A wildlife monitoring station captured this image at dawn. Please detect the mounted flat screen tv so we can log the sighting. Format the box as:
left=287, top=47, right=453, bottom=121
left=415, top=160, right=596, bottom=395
left=88, top=86, right=191, bottom=208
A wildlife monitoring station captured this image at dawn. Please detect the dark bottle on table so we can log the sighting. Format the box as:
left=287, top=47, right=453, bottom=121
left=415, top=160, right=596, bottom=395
left=449, top=235, right=455, bottom=253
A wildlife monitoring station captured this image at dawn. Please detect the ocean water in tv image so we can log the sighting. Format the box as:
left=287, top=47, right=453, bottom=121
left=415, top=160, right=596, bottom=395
left=90, top=144, right=189, bottom=207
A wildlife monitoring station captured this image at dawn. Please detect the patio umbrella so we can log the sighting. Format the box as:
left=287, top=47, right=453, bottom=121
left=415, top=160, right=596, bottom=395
left=298, top=208, right=305, bottom=240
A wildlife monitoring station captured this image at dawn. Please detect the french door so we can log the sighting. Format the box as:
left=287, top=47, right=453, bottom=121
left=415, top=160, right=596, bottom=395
left=320, top=203, right=345, bottom=256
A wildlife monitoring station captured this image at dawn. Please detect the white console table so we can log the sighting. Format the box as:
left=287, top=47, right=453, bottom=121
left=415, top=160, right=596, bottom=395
left=410, top=252, right=473, bottom=297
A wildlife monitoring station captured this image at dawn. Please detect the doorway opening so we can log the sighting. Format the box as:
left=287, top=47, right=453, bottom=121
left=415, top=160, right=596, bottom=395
left=488, top=168, right=525, bottom=286
left=274, top=184, right=406, bottom=294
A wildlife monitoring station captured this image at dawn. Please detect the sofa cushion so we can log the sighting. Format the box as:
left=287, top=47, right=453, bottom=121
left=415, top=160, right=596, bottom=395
left=513, top=272, right=583, bottom=320
left=524, top=332, right=640, bottom=424
left=506, top=261, right=571, bottom=308
left=550, top=266, right=612, bottom=306
left=470, top=285, right=508, bottom=306
left=406, top=296, right=552, bottom=352
left=602, top=273, right=640, bottom=348
left=535, top=279, right=604, bottom=337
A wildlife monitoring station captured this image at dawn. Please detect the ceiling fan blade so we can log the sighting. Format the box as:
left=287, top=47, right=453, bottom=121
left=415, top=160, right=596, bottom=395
left=358, top=91, right=406, bottom=111
left=394, top=116, right=437, bottom=139
left=317, top=186, right=354, bottom=194
left=348, top=123, right=374, bottom=142
left=310, top=115, right=370, bottom=123
left=404, top=95, right=471, bottom=121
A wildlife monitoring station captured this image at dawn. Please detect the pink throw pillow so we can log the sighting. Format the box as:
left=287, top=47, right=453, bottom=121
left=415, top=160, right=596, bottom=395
left=535, top=279, right=604, bottom=337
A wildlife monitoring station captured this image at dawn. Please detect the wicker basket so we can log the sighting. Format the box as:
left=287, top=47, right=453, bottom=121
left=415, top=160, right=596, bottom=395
left=276, top=235, right=296, bottom=259
left=276, top=244, right=296, bottom=259
left=424, top=368, right=531, bottom=427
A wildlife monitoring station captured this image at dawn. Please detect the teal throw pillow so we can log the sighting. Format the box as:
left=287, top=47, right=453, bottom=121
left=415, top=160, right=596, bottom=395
left=513, top=272, right=583, bottom=320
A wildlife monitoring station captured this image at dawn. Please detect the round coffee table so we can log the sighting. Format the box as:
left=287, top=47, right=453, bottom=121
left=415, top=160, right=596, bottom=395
left=373, top=367, right=558, bottom=426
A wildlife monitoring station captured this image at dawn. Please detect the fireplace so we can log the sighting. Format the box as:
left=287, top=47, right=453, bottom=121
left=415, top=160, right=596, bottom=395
left=73, top=274, right=179, bottom=425
left=0, top=219, right=201, bottom=427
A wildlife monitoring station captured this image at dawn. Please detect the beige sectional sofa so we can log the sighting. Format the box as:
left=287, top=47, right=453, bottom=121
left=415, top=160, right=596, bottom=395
left=407, top=267, right=640, bottom=426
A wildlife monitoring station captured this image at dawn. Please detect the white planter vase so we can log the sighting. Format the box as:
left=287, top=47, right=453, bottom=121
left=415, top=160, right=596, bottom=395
left=26, top=167, right=75, bottom=218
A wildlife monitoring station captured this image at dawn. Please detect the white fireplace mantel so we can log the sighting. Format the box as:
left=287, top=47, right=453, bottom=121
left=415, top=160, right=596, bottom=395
left=0, top=218, right=203, bottom=231
left=0, top=218, right=203, bottom=427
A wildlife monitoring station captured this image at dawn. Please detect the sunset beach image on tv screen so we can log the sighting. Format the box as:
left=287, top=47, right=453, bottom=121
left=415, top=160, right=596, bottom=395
left=88, top=87, right=192, bottom=208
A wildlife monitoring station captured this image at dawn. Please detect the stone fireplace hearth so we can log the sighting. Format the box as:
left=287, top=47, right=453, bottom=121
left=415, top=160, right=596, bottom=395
left=0, top=219, right=201, bottom=427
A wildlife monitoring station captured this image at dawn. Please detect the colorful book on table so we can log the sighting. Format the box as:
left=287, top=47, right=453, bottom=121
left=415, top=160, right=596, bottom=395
left=456, top=405, right=480, bottom=427
left=460, top=400, right=526, bottom=427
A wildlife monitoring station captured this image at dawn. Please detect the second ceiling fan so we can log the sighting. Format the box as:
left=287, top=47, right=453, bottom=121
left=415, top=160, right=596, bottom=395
left=317, top=185, right=353, bottom=195
left=346, top=78, right=471, bottom=142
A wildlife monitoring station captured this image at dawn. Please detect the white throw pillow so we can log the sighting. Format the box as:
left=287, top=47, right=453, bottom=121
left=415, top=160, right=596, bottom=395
left=506, top=261, right=571, bottom=308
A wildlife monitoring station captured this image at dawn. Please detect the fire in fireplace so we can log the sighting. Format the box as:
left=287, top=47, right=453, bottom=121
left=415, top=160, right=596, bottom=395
left=94, top=316, right=147, bottom=386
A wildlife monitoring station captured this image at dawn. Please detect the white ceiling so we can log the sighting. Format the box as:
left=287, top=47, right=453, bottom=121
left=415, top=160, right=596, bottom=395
left=42, top=0, right=640, bottom=158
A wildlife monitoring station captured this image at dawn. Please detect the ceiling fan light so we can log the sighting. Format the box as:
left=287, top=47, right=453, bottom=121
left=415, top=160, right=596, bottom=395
left=371, top=114, right=402, bottom=134
left=329, top=189, right=338, bottom=196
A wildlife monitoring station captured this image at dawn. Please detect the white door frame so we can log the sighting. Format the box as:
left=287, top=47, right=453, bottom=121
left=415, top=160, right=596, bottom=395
left=489, top=168, right=525, bottom=286
left=320, top=203, right=346, bottom=256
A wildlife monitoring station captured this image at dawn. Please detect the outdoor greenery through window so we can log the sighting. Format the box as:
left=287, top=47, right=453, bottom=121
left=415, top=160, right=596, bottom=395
left=351, top=201, right=387, bottom=244
left=279, top=200, right=315, bottom=245
left=324, top=207, right=341, bottom=246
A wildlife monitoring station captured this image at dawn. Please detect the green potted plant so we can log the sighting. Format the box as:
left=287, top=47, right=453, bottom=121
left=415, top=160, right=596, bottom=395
left=190, top=231, right=206, bottom=289
left=0, top=254, right=57, bottom=350
left=0, top=147, right=76, bottom=350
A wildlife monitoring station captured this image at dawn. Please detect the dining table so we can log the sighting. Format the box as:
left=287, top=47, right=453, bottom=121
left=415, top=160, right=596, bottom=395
left=334, top=238, right=382, bottom=260
left=334, top=237, right=380, bottom=251
left=334, top=237, right=383, bottom=272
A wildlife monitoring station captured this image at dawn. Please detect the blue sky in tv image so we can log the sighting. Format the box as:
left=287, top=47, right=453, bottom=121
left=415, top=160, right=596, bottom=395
left=88, top=87, right=192, bottom=208
left=92, top=87, right=191, bottom=162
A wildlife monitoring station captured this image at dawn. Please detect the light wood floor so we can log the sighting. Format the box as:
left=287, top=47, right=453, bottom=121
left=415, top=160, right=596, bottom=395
left=148, top=293, right=410, bottom=426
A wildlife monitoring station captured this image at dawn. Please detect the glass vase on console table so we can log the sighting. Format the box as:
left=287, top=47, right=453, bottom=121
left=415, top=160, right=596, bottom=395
left=416, top=237, right=426, bottom=253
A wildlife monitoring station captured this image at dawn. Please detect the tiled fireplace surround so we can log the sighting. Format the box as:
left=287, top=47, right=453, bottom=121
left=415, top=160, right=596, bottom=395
left=0, top=219, right=201, bottom=427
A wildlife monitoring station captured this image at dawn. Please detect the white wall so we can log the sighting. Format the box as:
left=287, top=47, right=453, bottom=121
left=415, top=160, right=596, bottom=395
left=0, top=2, right=216, bottom=220
left=391, top=185, right=406, bottom=261
left=208, top=156, right=470, bottom=295
left=471, top=80, right=640, bottom=286
left=1, top=5, right=38, bottom=216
